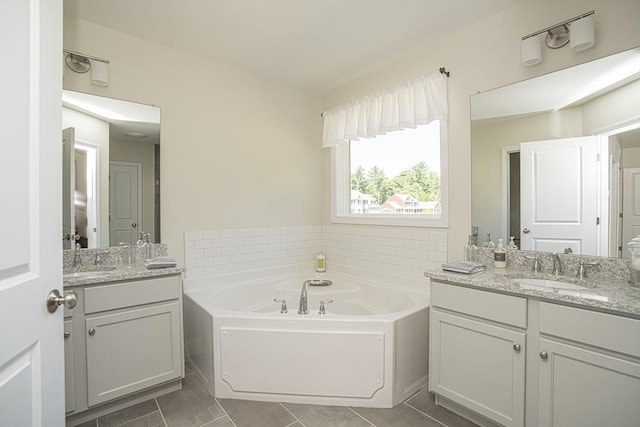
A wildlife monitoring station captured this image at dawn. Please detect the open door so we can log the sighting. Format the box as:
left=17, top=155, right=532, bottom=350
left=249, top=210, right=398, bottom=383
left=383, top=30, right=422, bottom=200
left=520, top=136, right=598, bottom=255
left=63, top=127, right=76, bottom=249
left=622, top=168, right=640, bottom=257
left=0, top=1, right=66, bottom=425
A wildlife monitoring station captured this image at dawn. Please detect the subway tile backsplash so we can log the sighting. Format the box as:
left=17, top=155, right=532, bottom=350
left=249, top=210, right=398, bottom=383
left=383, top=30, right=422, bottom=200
left=184, top=225, right=447, bottom=280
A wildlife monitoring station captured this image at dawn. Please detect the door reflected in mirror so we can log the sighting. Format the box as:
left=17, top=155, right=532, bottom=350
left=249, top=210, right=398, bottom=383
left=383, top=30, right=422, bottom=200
left=471, top=47, right=640, bottom=258
left=62, top=90, right=161, bottom=249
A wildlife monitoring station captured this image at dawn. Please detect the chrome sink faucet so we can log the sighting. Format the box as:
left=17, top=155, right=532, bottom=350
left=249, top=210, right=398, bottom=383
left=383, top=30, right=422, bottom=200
left=72, top=243, right=83, bottom=268
left=552, top=253, right=563, bottom=276
left=298, top=280, right=311, bottom=315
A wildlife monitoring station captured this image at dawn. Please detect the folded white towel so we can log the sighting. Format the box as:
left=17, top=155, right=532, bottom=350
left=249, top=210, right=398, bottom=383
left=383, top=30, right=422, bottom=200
left=145, top=256, right=177, bottom=269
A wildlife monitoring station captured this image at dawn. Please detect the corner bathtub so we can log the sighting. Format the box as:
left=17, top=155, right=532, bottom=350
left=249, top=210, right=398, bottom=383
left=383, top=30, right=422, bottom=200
left=183, top=271, right=429, bottom=408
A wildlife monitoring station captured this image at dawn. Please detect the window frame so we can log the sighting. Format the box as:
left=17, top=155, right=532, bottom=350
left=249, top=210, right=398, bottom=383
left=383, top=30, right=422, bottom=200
left=331, top=120, right=449, bottom=228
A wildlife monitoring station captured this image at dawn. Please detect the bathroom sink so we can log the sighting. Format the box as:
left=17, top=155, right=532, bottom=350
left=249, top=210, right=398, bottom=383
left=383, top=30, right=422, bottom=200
left=515, top=278, right=587, bottom=290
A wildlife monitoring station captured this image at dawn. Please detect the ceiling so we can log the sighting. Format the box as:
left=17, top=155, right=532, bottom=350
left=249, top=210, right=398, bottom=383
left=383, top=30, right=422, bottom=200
left=63, top=0, right=523, bottom=93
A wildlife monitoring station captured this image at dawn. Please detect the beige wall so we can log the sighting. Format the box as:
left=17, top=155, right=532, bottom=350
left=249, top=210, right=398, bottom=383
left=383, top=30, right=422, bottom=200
left=322, top=0, right=640, bottom=260
left=109, top=137, right=156, bottom=243
left=63, top=19, right=324, bottom=263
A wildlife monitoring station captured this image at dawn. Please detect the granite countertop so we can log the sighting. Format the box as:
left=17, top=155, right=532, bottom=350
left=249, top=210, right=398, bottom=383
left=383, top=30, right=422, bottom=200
left=63, top=265, right=184, bottom=287
left=425, top=267, right=640, bottom=319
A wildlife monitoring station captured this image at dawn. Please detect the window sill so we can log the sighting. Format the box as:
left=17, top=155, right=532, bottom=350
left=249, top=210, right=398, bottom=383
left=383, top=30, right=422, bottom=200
left=331, top=214, right=448, bottom=228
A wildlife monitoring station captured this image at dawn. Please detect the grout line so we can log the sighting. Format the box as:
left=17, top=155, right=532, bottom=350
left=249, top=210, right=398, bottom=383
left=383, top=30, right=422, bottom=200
left=348, top=407, right=376, bottom=427
left=214, top=398, right=239, bottom=427
left=403, top=402, right=447, bottom=427
left=154, top=398, right=169, bottom=427
left=279, top=402, right=306, bottom=427
left=114, top=410, right=165, bottom=427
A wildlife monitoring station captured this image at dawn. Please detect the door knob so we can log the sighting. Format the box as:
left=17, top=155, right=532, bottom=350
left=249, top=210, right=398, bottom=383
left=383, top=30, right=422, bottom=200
left=46, top=289, right=78, bottom=313
left=523, top=228, right=530, bottom=234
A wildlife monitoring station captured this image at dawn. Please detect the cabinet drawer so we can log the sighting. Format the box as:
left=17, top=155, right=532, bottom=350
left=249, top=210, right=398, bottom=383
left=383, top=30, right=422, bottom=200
left=539, top=302, right=640, bottom=358
left=431, top=281, right=527, bottom=328
left=84, top=275, right=180, bottom=314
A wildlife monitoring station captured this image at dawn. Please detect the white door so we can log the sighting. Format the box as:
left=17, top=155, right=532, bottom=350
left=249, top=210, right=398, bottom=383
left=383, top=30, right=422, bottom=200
left=109, top=161, right=142, bottom=246
left=520, top=136, right=598, bottom=255
left=62, top=127, right=76, bottom=249
left=622, top=168, right=640, bottom=255
left=0, top=1, right=65, bottom=426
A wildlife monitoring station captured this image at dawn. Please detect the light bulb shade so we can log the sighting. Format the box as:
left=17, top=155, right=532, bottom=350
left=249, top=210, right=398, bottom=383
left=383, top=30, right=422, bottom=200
left=570, top=15, right=595, bottom=51
left=521, top=35, right=542, bottom=67
left=90, top=60, right=109, bottom=86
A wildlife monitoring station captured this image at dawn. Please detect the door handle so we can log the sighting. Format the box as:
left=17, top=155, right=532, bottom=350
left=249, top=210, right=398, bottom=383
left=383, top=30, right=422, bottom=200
left=46, top=289, right=78, bottom=313
left=522, top=228, right=530, bottom=234
left=132, top=222, right=137, bottom=228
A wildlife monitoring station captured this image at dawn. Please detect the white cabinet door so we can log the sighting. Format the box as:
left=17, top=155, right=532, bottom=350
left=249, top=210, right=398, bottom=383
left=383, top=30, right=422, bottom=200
left=86, top=301, right=182, bottom=406
left=430, top=309, right=526, bottom=427
left=538, top=338, right=640, bottom=427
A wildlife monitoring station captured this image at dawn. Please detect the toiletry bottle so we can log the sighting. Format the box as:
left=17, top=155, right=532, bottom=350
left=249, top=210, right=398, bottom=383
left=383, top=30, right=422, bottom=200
left=464, top=236, right=476, bottom=262
left=494, top=239, right=506, bottom=268
left=316, top=252, right=326, bottom=272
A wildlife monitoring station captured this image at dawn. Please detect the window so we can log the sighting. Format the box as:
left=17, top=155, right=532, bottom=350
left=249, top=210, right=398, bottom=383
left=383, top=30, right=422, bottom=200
left=332, top=120, right=447, bottom=227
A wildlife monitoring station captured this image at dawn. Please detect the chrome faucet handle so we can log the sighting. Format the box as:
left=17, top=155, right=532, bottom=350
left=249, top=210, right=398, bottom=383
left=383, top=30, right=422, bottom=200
left=524, top=255, right=541, bottom=273
left=273, top=298, right=288, bottom=314
left=576, top=260, right=599, bottom=279
left=319, top=299, right=333, bottom=315
left=552, top=253, right=563, bottom=275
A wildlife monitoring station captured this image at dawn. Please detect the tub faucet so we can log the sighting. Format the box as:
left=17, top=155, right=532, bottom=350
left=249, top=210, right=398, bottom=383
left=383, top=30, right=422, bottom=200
left=552, top=253, right=563, bottom=276
left=298, top=280, right=310, bottom=315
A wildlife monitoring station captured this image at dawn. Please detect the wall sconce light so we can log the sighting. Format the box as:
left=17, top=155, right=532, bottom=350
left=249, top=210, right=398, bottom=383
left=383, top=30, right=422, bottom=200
left=63, top=50, right=110, bottom=87
left=521, top=10, right=595, bottom=67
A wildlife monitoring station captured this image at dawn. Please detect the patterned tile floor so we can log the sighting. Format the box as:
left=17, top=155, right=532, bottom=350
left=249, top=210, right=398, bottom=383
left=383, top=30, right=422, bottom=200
left=74, top=364, right=479, bottom=427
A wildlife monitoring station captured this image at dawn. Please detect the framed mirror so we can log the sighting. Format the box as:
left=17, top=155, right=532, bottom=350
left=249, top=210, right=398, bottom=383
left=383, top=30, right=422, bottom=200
left=62, top=90, right=161, bottom=249
left=471, top=47, right=640, bottom=258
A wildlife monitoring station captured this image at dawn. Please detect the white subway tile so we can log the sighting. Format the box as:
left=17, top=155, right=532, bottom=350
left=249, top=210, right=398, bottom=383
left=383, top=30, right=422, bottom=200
left=194, top=239, right=212, bottom=249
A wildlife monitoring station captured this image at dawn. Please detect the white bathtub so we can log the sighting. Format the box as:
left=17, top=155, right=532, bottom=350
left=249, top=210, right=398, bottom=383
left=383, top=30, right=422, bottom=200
left=183, top=268, right=429, bottom=408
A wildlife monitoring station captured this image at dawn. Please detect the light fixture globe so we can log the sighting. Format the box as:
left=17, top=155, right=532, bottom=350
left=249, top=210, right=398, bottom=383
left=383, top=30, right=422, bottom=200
left=570, top=15, right=595, bottom=51
left=521, top=35, right=542, bottom=67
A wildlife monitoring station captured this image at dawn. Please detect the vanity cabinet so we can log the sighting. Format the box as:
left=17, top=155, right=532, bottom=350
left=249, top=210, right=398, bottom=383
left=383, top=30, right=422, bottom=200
left=536, top=302, right=640, bottom=427
left=429, top=281, right=527, bottom=427
left=65, top=273, right=184, bottom=424
left=430, top=280, right=640, bottom=427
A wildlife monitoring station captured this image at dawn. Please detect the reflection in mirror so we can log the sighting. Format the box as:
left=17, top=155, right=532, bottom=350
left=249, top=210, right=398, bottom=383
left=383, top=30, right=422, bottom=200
left=471, top=48, right=640, bottom=258
left=62, top=90, right=161, bottom=249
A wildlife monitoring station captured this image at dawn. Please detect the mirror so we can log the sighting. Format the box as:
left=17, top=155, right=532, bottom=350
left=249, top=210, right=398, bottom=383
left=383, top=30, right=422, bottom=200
left=62, top=90, right=161, bottom=249
left=471, top=47, right=640, bottom=258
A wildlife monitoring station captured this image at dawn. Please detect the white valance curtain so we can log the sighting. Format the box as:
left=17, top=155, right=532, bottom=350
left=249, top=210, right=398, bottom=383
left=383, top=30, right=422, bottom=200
left=321, top=70, right=448, bottom=148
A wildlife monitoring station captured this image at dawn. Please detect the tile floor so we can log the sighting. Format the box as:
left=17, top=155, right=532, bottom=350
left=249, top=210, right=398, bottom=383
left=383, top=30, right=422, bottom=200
left=75, top=364, right=479, bottom=427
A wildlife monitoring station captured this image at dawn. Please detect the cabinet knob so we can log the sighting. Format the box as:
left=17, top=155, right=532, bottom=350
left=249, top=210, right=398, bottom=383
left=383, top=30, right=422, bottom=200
left=88, top=328, right=96, bottom=336
left=540, top=351, right=548, bottom=360
left=64, top=331, right=70, bottom=339
left=513, top=343, right=521, bottom=352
